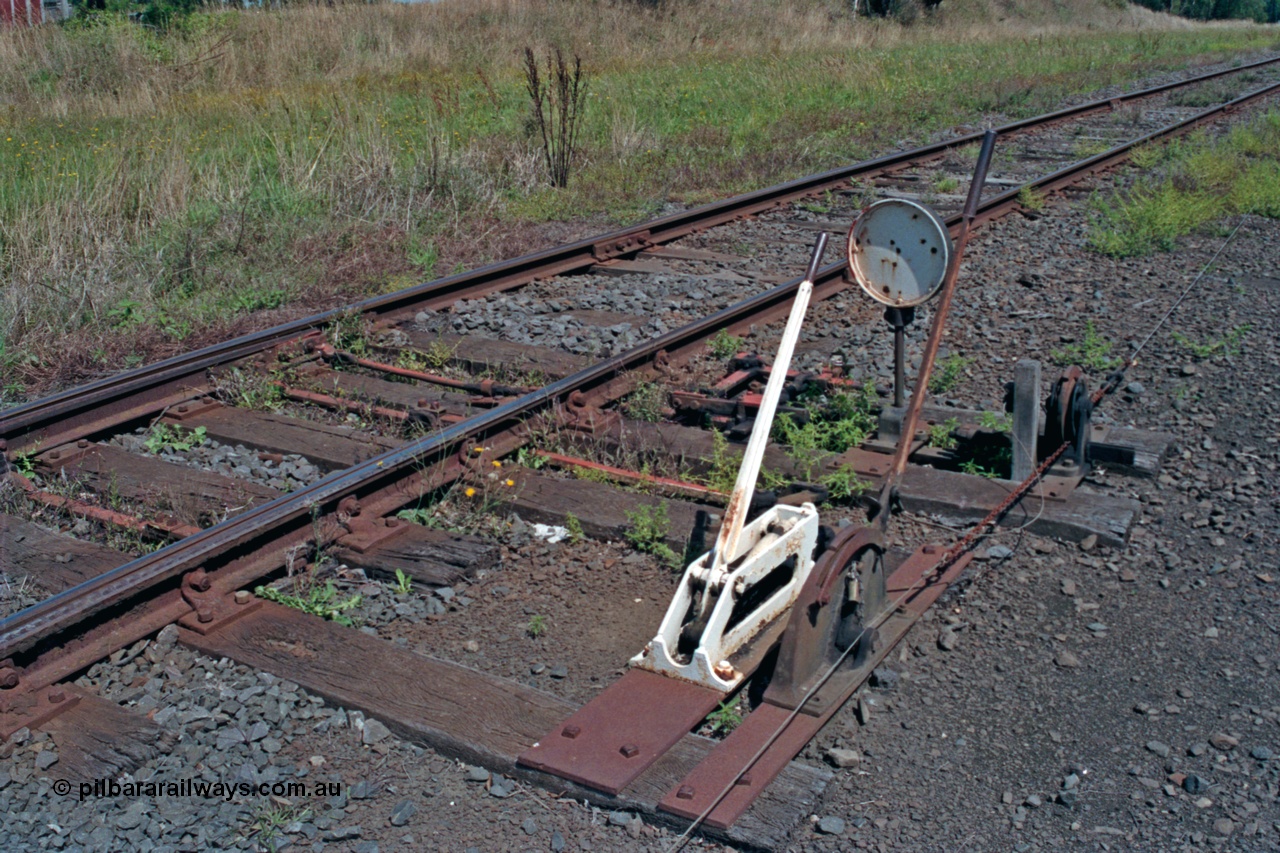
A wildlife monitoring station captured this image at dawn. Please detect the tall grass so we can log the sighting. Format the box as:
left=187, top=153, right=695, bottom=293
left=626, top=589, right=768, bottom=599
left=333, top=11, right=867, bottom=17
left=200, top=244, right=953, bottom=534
left=1089, top=112, right=1280, bottom=255
left=0, top=0, right=1275, bottom=397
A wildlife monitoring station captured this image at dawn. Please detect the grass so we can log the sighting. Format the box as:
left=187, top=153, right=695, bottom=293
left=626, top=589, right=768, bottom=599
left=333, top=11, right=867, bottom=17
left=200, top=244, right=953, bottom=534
left=526, top=614, right=548, bottom=638
left=254, top=579, right=362, bottom=627
left=1090, top=112, right=1280, bottom=257
left=928, top=354, right=973, bottom=395
left=624, top=502, right=681, bottom=570
left=707, top=329, right=744, bottom=360
left=1051, top=319, right=1122, bottom=371
left=772, top=383, right=879, bottom=480
left=1, top=3, right=1276, bottom=391
left=1171, top=324, right=1250, bottom=359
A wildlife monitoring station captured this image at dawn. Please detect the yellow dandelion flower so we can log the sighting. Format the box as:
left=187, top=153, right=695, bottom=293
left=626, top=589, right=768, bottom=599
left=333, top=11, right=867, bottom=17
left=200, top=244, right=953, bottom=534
left=492, top=460, right=502, bottom=468
left=505, top=479, right=515, bottom=487
left=464, top=487, right=476, bottom=498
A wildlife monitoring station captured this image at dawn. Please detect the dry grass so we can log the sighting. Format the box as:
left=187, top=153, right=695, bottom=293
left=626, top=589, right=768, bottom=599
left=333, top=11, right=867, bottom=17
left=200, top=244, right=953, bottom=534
left=0, top=0, right=1274, bottom=399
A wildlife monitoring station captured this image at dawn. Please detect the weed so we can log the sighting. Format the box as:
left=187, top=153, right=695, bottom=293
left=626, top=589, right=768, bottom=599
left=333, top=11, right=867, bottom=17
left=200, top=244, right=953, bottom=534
left=622, top=381, right=667, bottom=423
left=1072, top=137, right=1113, bottom=159
left=959, top=459, right=1001, bottom=479
left=327, top=312, right=371, bottom=357
left=393, top=568, right=413, bottom=595
left=819, top=465, right=868, bottom=504
left=523, top=47, right=589, bottom=189
left=708, top=329, right=744, bottom=360
left=1018, top=186, right=1047, bottom=211
left=107, top=299, right=144, bottom=328
left=624, top=503, right=681, bottom=570
left=934, top=175, right=959, bottom=194
left=772, top=383, right=878, bottom=480
left=928, top=418, right=959, bottom=450
left=564, top=512, right=585, bottom=544
left=255, top=580, right=362, bottom=627
left=978, top=411, right=1012, bottom=433
left=212, top=367, right=286, bottom=412
left=526, top=614, right=548, bottom=638
left=705, top=697, right=743, bottom=734
left=1051, top=320, right=1122, bottom=371
left=246, top=803, right=311, bottom=848
left=929, top=354, right=972, bottom=395
left=144, top=423, right=207, bottom=454
left=1171, top=324, right=1250, bottom=359
left=703, top=431, right=744, bottom=493
left=11, top=448, right=38, bottom=479
left=515, top=447, right=549, bottom=470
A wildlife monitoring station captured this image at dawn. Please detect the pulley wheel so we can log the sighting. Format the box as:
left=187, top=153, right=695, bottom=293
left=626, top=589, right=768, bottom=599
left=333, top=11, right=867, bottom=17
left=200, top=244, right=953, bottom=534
left=1044, top=366, right=1092, bottom=466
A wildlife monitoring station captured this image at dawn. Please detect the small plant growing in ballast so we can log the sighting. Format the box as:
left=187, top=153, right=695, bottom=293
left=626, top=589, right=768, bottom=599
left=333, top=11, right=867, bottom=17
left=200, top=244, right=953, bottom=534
left=144, top=423, right=207, bottom=455
left=704, top=697, right=744, bottom=734
left=527, top=614, right=548, bottom=638
left=624, top=503, right=681, bottom=570
left=708, top=329, right=744, bottom=360
left=393, top=568, right=413, bottom=596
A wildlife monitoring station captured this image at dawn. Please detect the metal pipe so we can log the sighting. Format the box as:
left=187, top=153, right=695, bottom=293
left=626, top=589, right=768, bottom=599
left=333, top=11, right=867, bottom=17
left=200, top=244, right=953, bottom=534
left=878, top=130, right=998, bottom=528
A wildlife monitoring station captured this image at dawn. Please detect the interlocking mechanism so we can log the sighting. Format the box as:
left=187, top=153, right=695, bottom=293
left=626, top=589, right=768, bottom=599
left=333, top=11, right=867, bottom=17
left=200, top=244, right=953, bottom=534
left=631, top=237, right=829, bottom=692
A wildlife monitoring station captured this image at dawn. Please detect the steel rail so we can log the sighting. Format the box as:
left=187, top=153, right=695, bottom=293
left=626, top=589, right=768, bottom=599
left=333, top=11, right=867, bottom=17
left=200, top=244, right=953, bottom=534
left=4, top=53, right=1280, bottom=453
left=4, top=67, right=1280, bottom=685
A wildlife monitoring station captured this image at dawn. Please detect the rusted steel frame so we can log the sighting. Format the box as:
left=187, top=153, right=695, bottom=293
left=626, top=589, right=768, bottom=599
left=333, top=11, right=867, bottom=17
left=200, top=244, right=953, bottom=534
left=17, top=481, right=201, bottom=540
left=9, top=58, right=1275, bottom=455
left=312, top=343, right=537, bottom=396
left=877, top=131, right=998, bottom=529
left=536, top=451, right=727, bottom=503
left=276, top=386, right=411, bottom=422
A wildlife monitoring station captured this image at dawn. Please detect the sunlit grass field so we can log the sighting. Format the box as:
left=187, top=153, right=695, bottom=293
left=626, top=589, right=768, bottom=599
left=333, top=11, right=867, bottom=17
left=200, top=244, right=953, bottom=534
left=0, top=0, right=1276, bottom=396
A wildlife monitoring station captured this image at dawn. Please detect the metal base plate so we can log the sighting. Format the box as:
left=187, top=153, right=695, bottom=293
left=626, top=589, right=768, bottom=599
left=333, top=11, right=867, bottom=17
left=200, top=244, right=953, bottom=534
left=658, top=545, right=974, bottom=828
left=517, top=668, right=724, bottom=795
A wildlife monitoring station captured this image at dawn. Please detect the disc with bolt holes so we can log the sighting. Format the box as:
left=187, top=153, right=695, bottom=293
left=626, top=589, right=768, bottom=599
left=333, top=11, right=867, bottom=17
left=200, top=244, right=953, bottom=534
left=847, top=199, right=952, bottom=307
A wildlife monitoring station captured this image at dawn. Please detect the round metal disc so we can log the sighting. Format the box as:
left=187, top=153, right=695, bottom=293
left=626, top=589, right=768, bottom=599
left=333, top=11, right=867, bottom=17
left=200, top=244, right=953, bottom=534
left=847, top=199, right=952, bottom=307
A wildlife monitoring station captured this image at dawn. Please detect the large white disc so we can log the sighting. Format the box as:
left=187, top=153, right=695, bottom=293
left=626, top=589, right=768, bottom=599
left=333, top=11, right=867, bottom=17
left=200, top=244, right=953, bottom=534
left=847, top=199, right=952, bottom=307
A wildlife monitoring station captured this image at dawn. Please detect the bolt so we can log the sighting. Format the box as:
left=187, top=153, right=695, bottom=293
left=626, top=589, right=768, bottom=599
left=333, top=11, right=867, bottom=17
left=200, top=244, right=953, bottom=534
left=735, top=773, right=752, bottom=787
left=177, top=404, right=189, bottom=413
left=713, top=660, right=736, bottom=681
left=561, top=725, right=581, bottom=740
left=187, top=570, right=211, bottom=592
left=48, top=450, right=60, bottom=460
left=923, top=545, right=937, bottom=555
left=48, top=688, right=65, bottom=703
left=0, top=669, right=19, bottom=689
left=385, top=517, right=400, bottom=528
left=76, top=439, right=89, bottom=449
left=418, top=398, right=431, bottom=408
left=234, top=590, right=251, bottom=605
left=676, top=785, right=696, bottom=800
left=197, top=608, right=214, bottom=624
left=619, top=744, right=639, bottom=759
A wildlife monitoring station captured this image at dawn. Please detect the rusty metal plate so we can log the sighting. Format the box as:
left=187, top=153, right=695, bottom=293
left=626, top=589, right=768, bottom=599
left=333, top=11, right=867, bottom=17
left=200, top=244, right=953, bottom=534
left=659, top=545, right=974, bottom=828
left=517, top=668, right=724, bottom=795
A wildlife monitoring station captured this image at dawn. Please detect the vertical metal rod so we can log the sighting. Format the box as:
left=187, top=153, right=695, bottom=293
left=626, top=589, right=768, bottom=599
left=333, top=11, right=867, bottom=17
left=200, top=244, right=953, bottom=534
left=1011, top=359, right=1041, bottom=482
left=877, top=130, right=997, bottom=529
left=712, top=235, right=827, bottom=568
left=891, top=314, right=906, bottom=409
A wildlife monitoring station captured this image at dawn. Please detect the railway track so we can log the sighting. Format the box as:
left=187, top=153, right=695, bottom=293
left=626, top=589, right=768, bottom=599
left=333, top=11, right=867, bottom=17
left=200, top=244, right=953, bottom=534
left=2, top=54, right=1280, bottom=850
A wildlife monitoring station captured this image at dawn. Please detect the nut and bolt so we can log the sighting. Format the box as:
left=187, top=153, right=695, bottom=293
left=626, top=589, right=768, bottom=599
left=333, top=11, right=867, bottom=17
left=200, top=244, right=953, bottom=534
left=47, top=688, right=65, bottom=703
left=234, top=590, right=252, bottom=605
left=197, top=608, right=214, bottom=624
left=561, top=725, right=581, bottom=740
left=619, top=744, right=640, bottom=759
left=676, top=785, right=696, bottom=800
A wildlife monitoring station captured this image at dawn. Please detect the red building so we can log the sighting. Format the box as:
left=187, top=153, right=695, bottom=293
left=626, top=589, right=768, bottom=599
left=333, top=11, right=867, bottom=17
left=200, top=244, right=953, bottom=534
left=1, top=0, right=70, bottom=26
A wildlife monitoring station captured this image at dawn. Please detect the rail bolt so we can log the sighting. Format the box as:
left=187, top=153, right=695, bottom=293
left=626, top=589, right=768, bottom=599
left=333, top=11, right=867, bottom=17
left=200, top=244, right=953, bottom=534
left=619, top=744, right=640, bottom=759
left=48, top=688, right=65, bottom=703
left=561, top=725, right=581, bottom=740
left=0, top=668, right=19, bottom=689
left=197, top=608, right=215, bottom=624
left=234, top=591, right=252, bottom=605
left=676, top=785, right=696, bottom=800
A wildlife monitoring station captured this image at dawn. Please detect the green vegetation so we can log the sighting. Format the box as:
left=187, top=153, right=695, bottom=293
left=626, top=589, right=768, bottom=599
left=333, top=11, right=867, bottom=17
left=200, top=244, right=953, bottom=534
left=1017, top=186, right=1048, bottom=211
left=978, top=411, right=1013, bottom=433
left=393, top=568, right=413, bottom=596
left=622, top=381, right=668, bottom=423
left=934, top=175, right=959, bottom=194
left=2, top=2, right=1275, bottom=392
left=928, top=417, right=960, bottom=450
left=705, top=697, right=744, bottom=734
left=1171, top=324, right=1250, bottom=359
left=144, top=423, right=207, bottom=454
left=708, top=329, right=744, bottom=360
left=929, top=354, right=973, bottom=395
left=11, top=448, right=39, bottom=478
left=624, top=503, right=681, bottom=570
left=515, top=447, right=549, bottom=470
left=1090, top=112, right=1280, bottom=257
left=245, top=803, right=311, bottom=849
left=819, top=464, right=869, bottom=504
left=526, top=614, right=548, bottom=638
left=960, top=459, right=1002, bottom=479
left=773, top=383, right=878, bottom=480
left=564, top=512, right=585, bottom=544
left=255, top=580, right=362, bottom=627
left=1051, top=320, right=1122, bottom=371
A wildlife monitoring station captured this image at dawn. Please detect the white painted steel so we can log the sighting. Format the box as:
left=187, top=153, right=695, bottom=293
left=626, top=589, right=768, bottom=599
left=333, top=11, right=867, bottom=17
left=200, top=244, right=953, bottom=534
left=848, top=199, right=951, bottom=307
left=632, top=270, right=821, bottom=691
left=631, top=503, right=819, bottom=691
